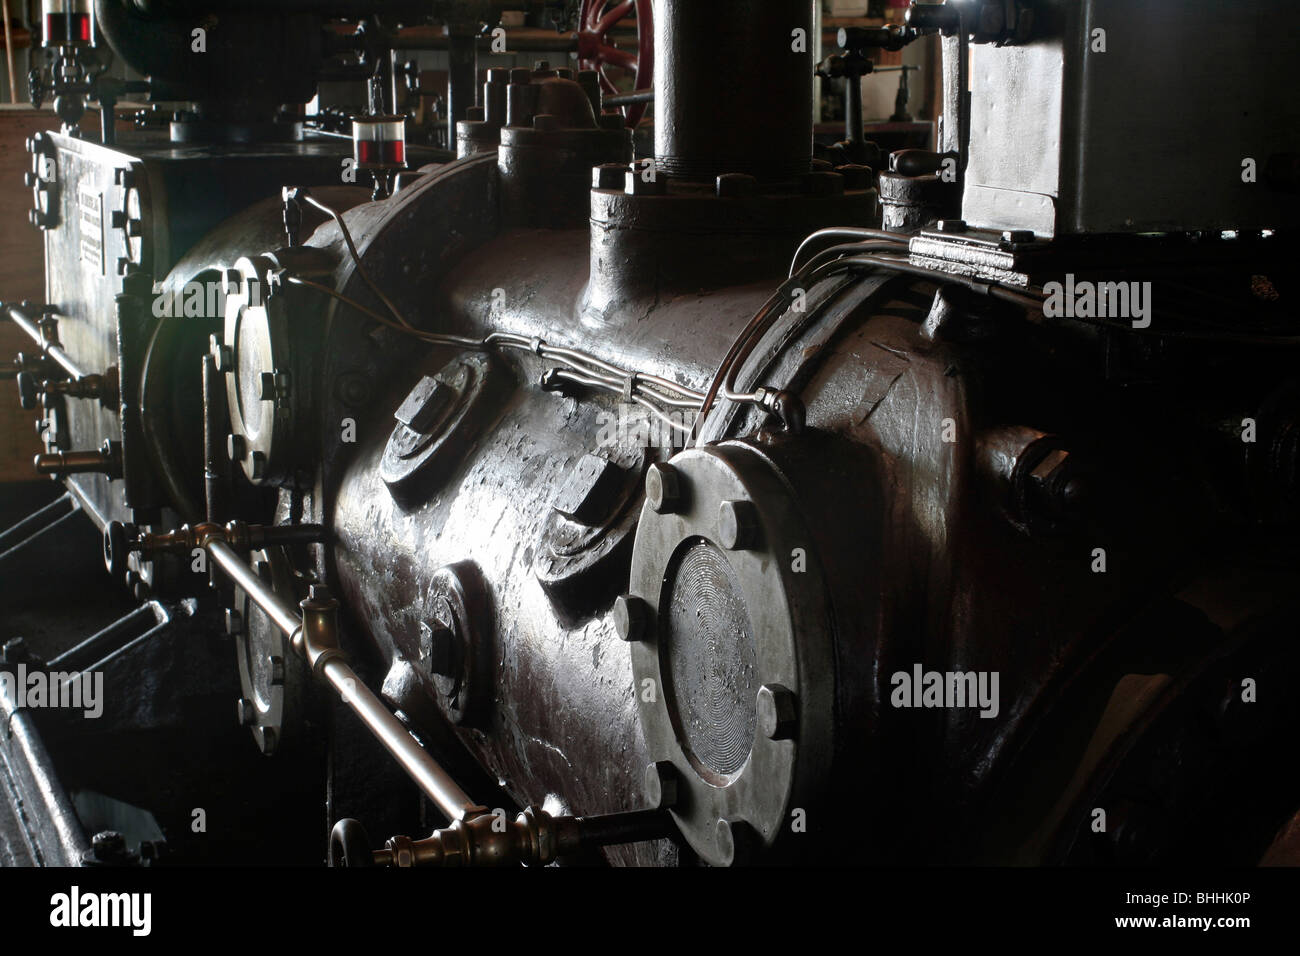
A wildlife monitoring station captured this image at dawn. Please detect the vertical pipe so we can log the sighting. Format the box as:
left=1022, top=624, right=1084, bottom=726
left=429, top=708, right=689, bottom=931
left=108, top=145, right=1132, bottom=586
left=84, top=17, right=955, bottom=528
left=652, top=0, right=813, bottom=182
left=446, top=29, right=477, bottom=149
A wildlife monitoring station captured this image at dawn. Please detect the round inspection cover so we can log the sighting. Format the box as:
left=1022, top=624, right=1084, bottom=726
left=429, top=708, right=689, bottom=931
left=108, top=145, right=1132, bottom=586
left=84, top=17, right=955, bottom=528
left=223, top=256, right=292, bottom=486
left=380, top=352, right=502, bottom=498
left=533, top=443, right=650, bottom=617
left=626, top=441, right=834, bottom=865
left=234, top=547, right=307, bottom=755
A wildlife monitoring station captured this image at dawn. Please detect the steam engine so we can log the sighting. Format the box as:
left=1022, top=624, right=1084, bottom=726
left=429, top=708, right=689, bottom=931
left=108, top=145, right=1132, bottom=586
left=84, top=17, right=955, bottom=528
left=2, top=0, right=1298, bottom=867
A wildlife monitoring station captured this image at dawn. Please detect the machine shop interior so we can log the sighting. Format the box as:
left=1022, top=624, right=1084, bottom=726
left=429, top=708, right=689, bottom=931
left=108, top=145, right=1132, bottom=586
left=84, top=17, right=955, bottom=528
left=0, top=0, right=1297, bottom=871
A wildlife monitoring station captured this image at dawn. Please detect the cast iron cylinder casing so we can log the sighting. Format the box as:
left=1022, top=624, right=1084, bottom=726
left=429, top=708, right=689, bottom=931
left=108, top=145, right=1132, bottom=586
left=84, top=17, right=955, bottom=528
left=652, top=0, right=814, bottom=183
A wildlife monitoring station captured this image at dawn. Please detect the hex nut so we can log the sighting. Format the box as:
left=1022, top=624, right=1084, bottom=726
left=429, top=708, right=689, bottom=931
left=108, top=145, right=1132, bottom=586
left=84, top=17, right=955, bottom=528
left=592, top=162, right=629, bottom=190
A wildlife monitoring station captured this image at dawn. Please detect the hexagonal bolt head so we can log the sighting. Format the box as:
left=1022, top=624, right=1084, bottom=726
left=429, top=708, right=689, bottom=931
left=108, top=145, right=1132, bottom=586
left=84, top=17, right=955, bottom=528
left=592, top=162, right=629, bottom=190
left=645, top=461, right=682, bottom=514
left=552, top=453, right=624, bottom=525
left=624, top=167, right=666, bottom=196
left=236, top=698, right=255, bottom=726
left=424, top=624, right=459, bottom=677
left=756, top=684, right=798, bottom=740
left=612, top=594, right=648, bottom=642
left=644, top=761, right=680, bottom=809
left=717, top=499, right=760, bottom=551
left=395, top=375, right=454, bottom=433
left=226, top=433, right=247, bottom=462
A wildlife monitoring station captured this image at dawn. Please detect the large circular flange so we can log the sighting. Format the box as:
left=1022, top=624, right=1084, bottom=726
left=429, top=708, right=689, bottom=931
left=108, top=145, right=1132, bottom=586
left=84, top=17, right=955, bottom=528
left=626, top=441, right=834, bottom=865
left=233, top=547, right=308, bottom=755
left=223, top=255, right=293, bottom=487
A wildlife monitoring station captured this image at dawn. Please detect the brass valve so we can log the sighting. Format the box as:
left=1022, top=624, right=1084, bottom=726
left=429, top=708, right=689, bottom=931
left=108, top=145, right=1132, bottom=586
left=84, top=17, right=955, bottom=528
left=334, top=806, right=675, bottom=868
left=105, top=518, right=327, bottom=562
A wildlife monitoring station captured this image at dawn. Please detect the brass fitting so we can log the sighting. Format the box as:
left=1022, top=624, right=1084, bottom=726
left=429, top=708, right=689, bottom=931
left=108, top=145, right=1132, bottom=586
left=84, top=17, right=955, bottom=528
left=374, top=806, right=581, bottom=868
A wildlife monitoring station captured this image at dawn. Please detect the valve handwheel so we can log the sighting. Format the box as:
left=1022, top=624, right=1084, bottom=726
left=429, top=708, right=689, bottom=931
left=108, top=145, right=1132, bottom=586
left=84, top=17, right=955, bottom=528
left=577, top=0, right=653, bottom=128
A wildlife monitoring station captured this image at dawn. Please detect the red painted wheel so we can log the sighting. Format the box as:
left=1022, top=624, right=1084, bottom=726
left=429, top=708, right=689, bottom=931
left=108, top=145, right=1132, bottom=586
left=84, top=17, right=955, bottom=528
left=576, top=0, right=653, bottom=128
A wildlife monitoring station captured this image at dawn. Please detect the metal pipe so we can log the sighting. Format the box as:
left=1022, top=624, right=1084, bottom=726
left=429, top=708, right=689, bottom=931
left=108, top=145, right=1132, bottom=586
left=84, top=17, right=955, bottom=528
left=205, top=539, right=482, bottom=822
left=653, top=0, right=812, bottom=181
left=446, top=29, right=478, bottom=148
left=5, top=305, right=86, bottom=380
left=207, top=539, right=301, bottom=636
left=602, top=89, right=653, bottom=107
left=318, top=656, right=481, bottom=821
